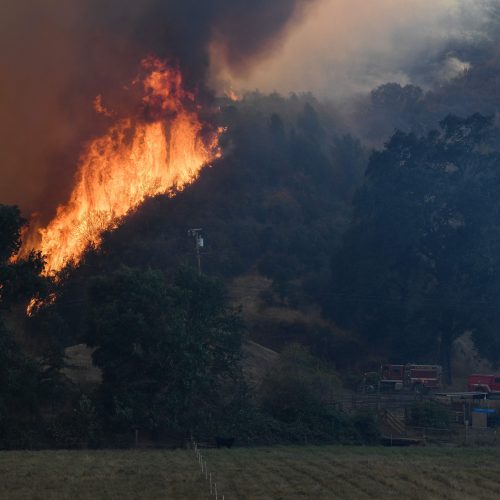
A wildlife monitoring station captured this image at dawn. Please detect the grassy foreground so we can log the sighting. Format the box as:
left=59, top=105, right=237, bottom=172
left=0, top=446, right=500, bottom=499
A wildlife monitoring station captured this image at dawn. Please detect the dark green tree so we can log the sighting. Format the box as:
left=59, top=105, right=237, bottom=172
left=0, top=322, right=47, bottom=439
left=330, top=115, right=500, bottom=379
left=0, top=205, right=58, bottom=443
left=0, top=205, right=46, bottom=310
left=260, top=344, right=339, bottom=426
left=86, top=266, right=245, bottom=436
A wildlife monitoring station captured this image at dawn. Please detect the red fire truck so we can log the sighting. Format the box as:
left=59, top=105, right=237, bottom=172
left=468, top=374, right=500, bottom=394
left=380, top=364, right=442, bottom=393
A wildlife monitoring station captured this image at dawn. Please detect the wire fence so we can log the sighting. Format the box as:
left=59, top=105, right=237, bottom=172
left=192, top=437, right=226, bottom=500
left=327, top=394, right=429, bottom=414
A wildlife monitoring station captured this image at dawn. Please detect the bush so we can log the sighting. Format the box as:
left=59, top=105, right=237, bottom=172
left=48, top=395, right=101, bottom=449
left=350, top=411, right=380, bottom=444
left=257, top=345, right=379, bottom=444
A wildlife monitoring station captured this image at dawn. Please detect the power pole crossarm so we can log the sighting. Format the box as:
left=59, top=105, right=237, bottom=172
left=188, top=228, right=204, bottom=275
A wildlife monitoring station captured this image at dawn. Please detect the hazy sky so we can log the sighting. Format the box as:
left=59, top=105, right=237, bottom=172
left=216, top=0, right=485, bottom=98
left=0, top=0, right=311, bottom=213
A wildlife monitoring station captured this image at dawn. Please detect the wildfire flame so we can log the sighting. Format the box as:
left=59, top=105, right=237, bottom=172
left=21, top=57, right=222, bottom=274
left=225, top=89, right=241, bottom=102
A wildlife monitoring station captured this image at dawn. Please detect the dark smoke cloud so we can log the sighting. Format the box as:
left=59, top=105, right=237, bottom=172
left=0, top=0, right=314, bottom=216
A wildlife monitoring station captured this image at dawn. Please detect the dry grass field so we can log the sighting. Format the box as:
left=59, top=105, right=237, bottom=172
left=1, top=446, right=500, bottom=499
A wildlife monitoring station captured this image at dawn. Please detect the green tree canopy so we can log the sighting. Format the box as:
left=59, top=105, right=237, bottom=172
left=86, top=266, right=245, bottom=436
left=0, top=205, right=46, bottom=311
left=330, top=114, right=500, bottom=378
left=0, top=205, right=59, bottom=442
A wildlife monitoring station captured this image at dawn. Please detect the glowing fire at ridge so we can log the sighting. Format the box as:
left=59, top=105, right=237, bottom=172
left=22, top=58, right=222, bottom=274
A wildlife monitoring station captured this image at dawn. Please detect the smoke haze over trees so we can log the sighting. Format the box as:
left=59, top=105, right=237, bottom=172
left=330, top=115, right=500, bottom=379
left=1, top=0, right=497, bottom=216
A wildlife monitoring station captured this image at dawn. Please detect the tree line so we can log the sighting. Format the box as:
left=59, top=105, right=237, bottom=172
left=2, top=89, right=500, bottom=447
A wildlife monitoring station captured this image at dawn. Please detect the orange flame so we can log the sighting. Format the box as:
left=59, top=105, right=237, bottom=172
left=225, top=89, right=241, bottom=102
left=21, top=58, right=222, bottom=274
left=26, top=293, right=56, bottom=317
left=93, top=95, right=113, bottom=117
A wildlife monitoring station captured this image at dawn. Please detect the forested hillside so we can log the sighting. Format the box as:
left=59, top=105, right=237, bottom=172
left=48, top=93, right=369, bottom=370
left=3, top=27, right=500, bottom=446
left=330, top=115, right=500, bottom=381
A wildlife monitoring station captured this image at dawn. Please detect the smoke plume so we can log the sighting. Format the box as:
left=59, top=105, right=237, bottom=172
left=222, top=0, right=490, bottom=98
left=0, top=0, right=314, bottom=215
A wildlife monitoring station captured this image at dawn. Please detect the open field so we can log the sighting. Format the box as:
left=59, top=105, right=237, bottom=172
left=1, top=446, right=500, bottom=499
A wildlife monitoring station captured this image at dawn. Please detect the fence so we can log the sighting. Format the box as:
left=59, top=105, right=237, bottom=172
left=405, top=426, right=456, bottom=445
left=329, top=394, right=500, bottom=446
left=192, top=438, right=226, bottom=500
left=328, top=394, right=428, bottom=414
left=464, top=427, right=499, bottom=445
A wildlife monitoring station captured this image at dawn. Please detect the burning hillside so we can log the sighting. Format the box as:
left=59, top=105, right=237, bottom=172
left=20, top=57, right=222, bottom=273
left=4, top=0, right=315, bottom=273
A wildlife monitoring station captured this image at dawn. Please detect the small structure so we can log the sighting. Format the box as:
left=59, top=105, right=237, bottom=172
left=472, top=408, right=496, bottom=429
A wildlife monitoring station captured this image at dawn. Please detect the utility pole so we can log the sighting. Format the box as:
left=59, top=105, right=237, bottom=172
left=188, top=228, right=204, bottom=275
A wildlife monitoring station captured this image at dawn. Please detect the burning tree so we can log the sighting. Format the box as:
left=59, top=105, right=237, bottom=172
left=19, top=58, right=222, bottom=274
